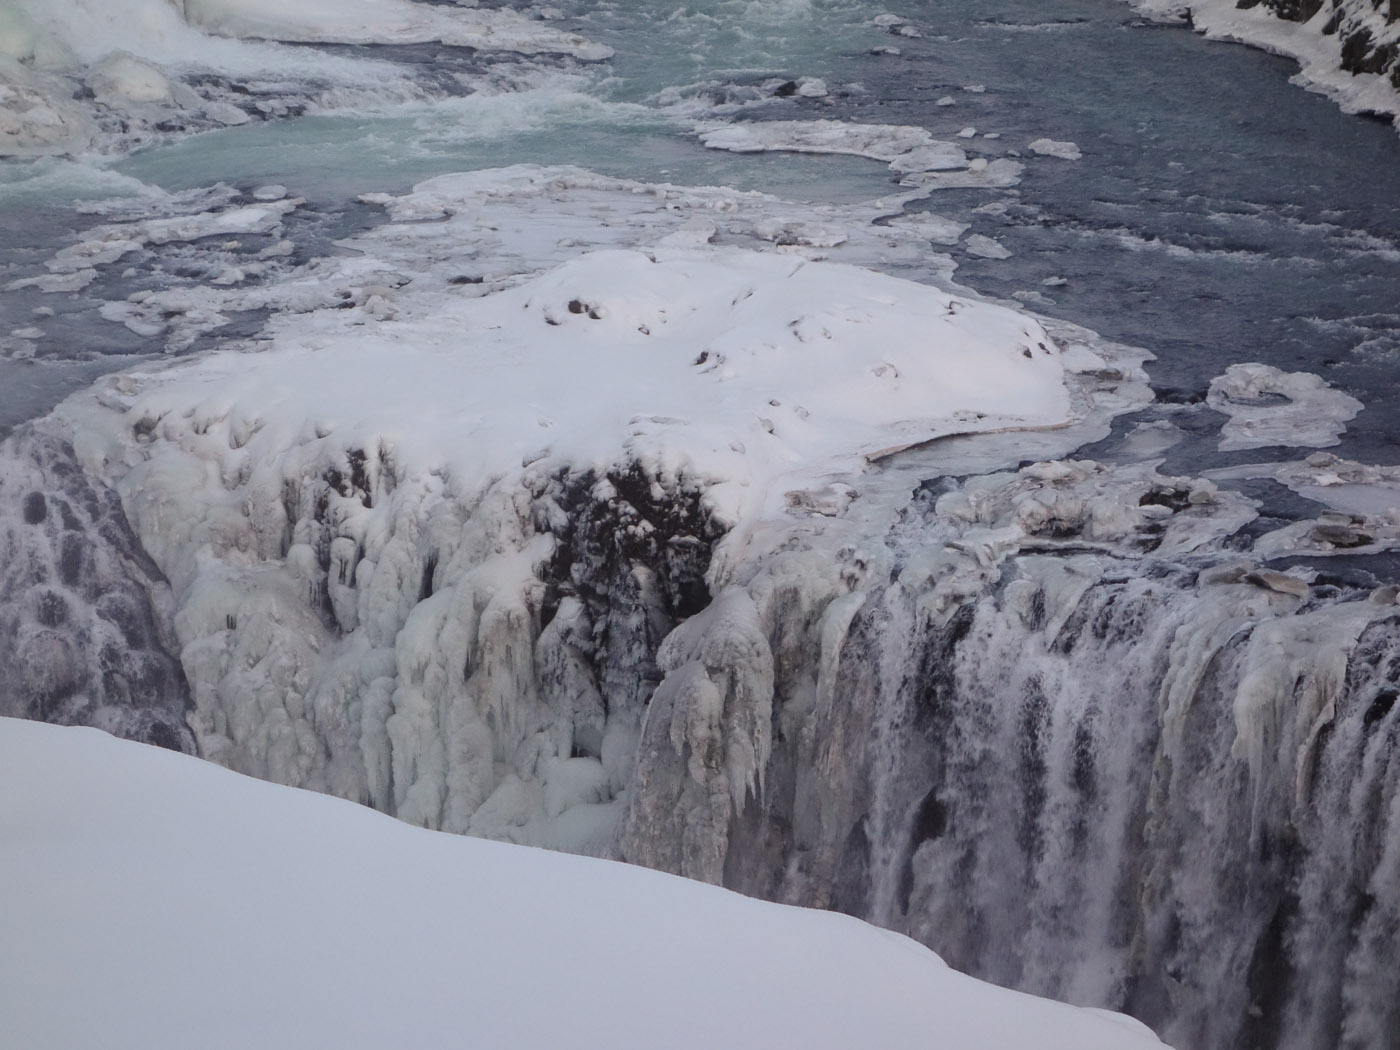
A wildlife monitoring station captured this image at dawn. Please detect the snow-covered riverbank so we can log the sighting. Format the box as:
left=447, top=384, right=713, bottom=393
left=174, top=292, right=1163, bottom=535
left=1131, top=0, right=1400, bottom=124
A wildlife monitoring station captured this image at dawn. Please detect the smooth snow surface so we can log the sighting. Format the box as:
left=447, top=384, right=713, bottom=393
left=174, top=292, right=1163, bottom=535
left=0, top=718, right=1165, bottom=1050
left=72, top=237, right=1070, bottom=526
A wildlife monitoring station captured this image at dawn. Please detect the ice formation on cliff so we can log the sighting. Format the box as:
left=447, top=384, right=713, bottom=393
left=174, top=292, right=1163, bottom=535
left=50, top=164, right=1075, bottom=847
left=9, top=147, right=1400, bottom=1048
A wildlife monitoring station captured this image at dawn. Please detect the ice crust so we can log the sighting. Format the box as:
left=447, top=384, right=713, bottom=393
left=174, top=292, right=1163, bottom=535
left=0, top=717, right=1167, bottom=1050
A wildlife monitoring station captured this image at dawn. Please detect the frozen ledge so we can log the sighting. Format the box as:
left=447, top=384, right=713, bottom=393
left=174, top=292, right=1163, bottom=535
left=696, top=119, right=971, bottom=174
left=72, top=244, right=1071, bottom=529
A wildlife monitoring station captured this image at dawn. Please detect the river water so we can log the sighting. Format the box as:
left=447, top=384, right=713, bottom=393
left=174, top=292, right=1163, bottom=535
left=6, top=0, right=1400, bottom=457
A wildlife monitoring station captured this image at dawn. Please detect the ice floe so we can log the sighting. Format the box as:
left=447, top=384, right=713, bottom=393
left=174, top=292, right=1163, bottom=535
left=1209, top=451, right=1400, bottom=520
left=1028, top=137, right=1082, bottom=160
left=964, top=233, right=1012, bottom=259
left=696, top=119, right=969, bottom=174
left=1206, top=362, right=1363, bottom=451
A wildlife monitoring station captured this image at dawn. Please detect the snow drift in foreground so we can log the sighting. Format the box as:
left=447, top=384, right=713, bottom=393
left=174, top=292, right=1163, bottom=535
left=0, top=718, right=1165, bottom=1050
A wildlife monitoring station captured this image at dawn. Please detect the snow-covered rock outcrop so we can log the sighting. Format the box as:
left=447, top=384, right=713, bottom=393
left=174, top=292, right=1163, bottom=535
left=1133, top=0, right=1400, bottom=123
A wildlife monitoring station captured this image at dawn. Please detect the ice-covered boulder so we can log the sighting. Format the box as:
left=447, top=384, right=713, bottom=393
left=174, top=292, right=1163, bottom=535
left=0, top=57, right=95, bottom=156
left=88, top=51, right=173, bottom=105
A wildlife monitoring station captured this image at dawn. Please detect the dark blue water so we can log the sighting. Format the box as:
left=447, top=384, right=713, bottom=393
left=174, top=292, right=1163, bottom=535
left=821, top=0, right=1400, bottom=464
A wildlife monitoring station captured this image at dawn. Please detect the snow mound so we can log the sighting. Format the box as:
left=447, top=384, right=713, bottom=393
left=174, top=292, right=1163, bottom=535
left=79, top=245, right=1070, bottom=525
left=0, top=717, right=1168, bottom=1050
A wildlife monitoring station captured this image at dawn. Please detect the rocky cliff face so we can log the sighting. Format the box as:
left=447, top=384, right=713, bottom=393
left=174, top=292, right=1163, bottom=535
left=1247, top=0, right=1400, bottom=85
